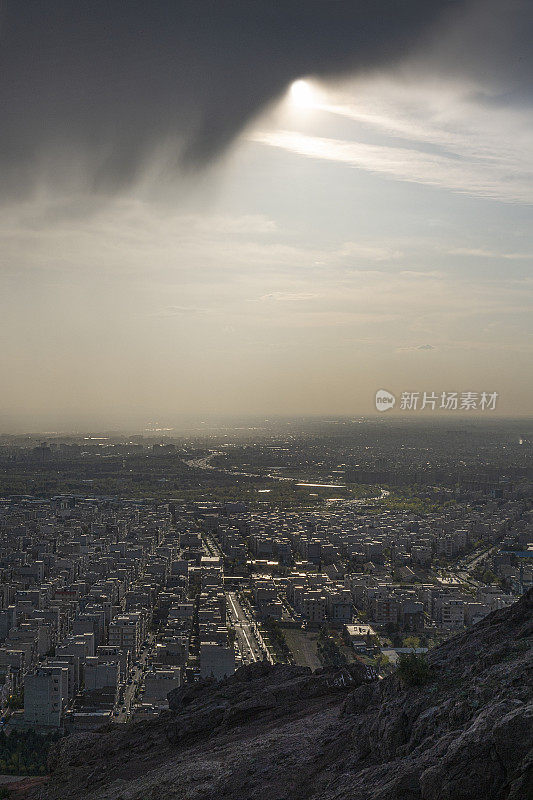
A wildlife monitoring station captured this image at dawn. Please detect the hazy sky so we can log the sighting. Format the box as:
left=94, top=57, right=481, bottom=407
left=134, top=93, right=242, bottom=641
left=0, top=1, right=532, bottom=430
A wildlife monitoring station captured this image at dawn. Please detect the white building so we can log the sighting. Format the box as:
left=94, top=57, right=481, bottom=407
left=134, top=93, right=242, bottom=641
left=200, top=642, right=235, bottom=681
left=301, top=591, right=327, bottom=622
left=441, top=599, right=465, bottom=629
left=108, top=614, right=141, bottom=658
left=24, top=665, right=68, bottom=727
left=84, top=656, right=120, bottom=691
left=143, top=667, right=181, bottom=707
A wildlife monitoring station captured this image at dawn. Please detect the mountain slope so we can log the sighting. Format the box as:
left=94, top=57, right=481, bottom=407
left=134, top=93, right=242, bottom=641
left=27, top=588, right=533, bottom=800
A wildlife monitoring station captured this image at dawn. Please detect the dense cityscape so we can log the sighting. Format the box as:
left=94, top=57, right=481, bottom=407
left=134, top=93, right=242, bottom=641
left=1, top=1, right=531, bottom=796
left=0, top=419, right=529, bottom=753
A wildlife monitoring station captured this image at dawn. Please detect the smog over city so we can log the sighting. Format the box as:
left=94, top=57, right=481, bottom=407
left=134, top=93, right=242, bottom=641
left=0, top=3, right=531, bottom=800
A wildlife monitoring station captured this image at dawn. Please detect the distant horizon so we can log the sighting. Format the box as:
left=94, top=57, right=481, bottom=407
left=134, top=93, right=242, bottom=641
left=1, top=413, right=532, bottom=439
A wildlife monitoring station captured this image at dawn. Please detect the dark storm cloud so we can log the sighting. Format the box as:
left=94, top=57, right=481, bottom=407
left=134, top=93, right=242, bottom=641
left=422, top=0, right=533, bottom=101
left=0, top=0, right=473, bottom=195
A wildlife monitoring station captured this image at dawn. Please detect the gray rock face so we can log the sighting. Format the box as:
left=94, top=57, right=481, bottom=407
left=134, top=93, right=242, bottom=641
left=33, top=590, right=532, bottom=800
left=165, top=661, right=374, bottom=745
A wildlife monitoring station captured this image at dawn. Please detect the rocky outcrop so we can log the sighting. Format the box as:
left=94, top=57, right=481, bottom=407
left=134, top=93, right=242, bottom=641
left=165, top=660, right=375, bottom=744
left=26, top=589, right=532, bottom=800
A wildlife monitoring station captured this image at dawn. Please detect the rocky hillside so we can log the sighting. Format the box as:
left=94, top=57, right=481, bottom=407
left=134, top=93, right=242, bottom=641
left=23, top=588, right=532, bottom=800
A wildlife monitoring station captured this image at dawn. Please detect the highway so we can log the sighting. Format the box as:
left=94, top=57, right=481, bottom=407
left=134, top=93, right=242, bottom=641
left=453, top=544, right=498, bottom=587
left=226, top=591, right=264, bottom=664
left=113, top=636, right=153, bottom=723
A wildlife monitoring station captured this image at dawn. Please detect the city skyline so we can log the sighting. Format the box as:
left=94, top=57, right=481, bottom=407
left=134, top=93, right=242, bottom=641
left=0, top=5, right=530, bottom=792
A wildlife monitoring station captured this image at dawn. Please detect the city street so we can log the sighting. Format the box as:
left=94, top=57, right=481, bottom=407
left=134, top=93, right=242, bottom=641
left=226, top=591, right=264, bottom=664
left=114, top=637, right=152, bottom=722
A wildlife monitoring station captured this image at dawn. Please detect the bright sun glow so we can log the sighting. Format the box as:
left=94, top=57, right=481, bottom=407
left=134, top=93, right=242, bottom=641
left=289, top=79, right=315, bottom=108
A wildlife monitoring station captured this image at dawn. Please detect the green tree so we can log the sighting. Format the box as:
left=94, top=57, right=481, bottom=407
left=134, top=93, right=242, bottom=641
left=396, top=652, right=433, bottom=687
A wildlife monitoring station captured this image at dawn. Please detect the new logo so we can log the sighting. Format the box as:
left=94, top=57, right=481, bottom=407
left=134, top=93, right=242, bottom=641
left=375, top=389, right=396, bottom=412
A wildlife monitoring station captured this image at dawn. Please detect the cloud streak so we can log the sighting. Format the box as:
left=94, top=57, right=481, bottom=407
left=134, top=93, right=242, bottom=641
left=449, top=248, right=533, bottom=260
left=250, top=128, right=533, bottom=204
